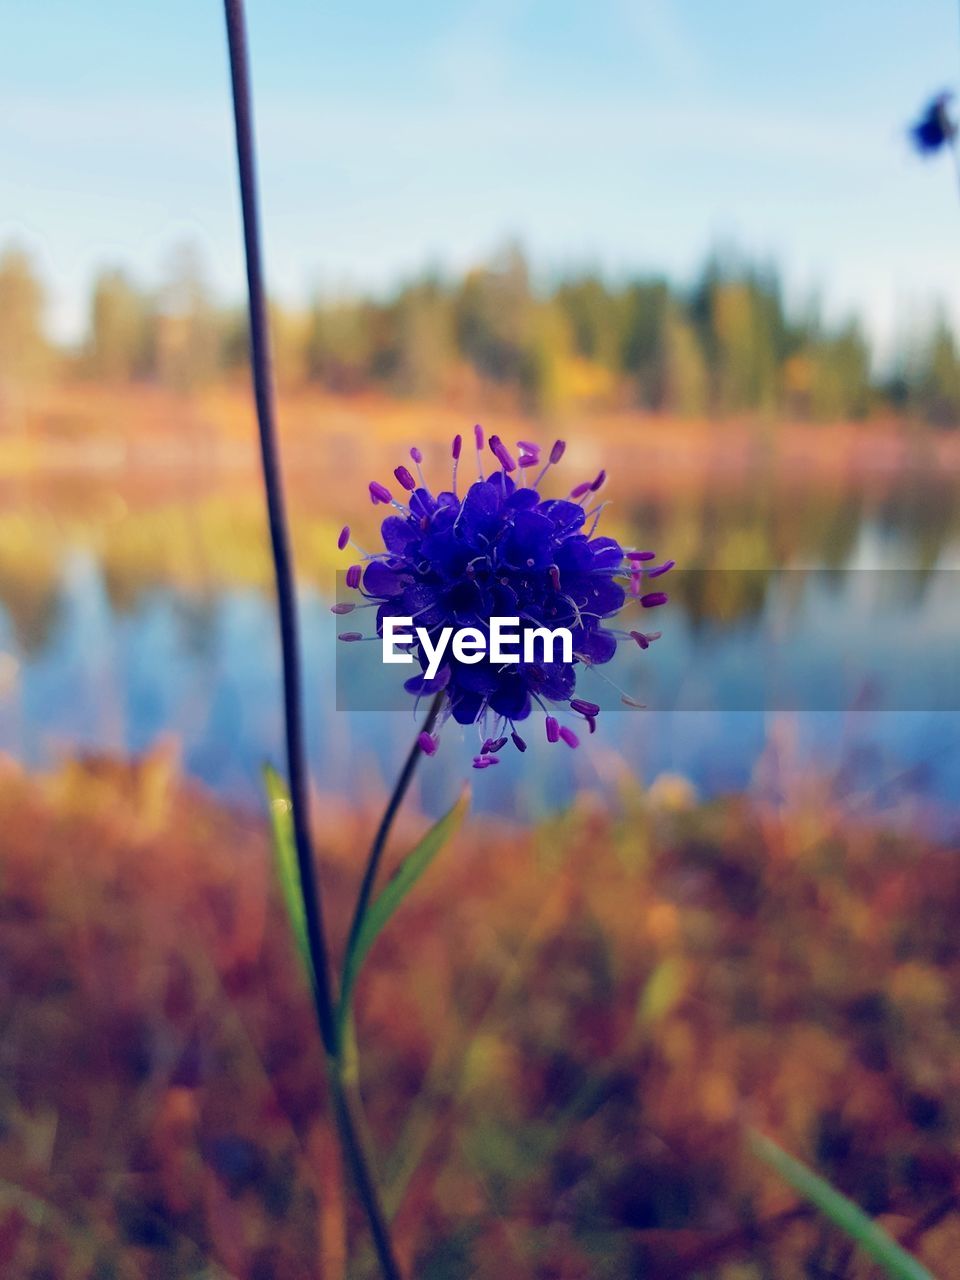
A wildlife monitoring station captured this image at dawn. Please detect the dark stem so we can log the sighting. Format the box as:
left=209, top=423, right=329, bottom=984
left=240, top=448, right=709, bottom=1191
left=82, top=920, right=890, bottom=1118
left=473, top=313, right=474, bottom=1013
left=222, top=0, right=336, bottom=1056
left=342, top=692, right=445, bottom=1002
left=331, top=1073, right=403, bottom=1280
left=222, top=7, right=406, bottom=1277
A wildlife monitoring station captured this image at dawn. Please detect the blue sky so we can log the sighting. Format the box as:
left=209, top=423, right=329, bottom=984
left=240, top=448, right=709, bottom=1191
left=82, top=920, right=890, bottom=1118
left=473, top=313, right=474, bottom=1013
left=3, top=0, right=960, bottom=351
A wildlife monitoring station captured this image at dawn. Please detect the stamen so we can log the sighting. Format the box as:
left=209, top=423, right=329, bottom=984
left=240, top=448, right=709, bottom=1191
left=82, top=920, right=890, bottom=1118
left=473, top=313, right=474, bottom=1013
left=346, top=564, right=362, bottom=589
left=474, top=423, right=485, bottom=479
left=410, top=446, right=426, bottom=487
left=646, top=559, right=675, bottom=579
left=533, top=438, right=566, bottom=487
left=369, top=480, right=392, bottom=505
left=418, top=731, right=438, bottom=757
left=570, top=698, right=600, bottom=717
left=626, top=550, right=656, bottom=562
left=579, top=657, right=645, bottom=709
left=545, top=715, right=560, bottom=743
left=640, top=591, right=668, bottom=608
left=549, top=565, right=561, bottom=592
left=570, top=481, right=592, bottom=501
left=337, top=525, right=350, bottom=550
left=394, top=464, right=416, bottom=492
left=330, top=602, right=355, bottom=615
left=337, top=631, right=364, bottom=642
left=511, top=729, right=527, bottom=752
left=472, top=754, right=499, bottom=769
left=590, top=469, right=606, bottom=492
left=559, top=725, right=579, bottom=748
left=586, top=501, right=609, bottom=537
left=452, top=433, right=462, bottom=494
left=488, top=435, right=516, bottom=472
left=563, top=594, right=585, bottom=626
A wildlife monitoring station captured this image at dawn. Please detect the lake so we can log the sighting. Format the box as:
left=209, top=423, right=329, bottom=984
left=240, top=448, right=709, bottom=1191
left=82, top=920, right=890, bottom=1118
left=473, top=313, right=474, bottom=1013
left=1, top=436, right=959, bottom=835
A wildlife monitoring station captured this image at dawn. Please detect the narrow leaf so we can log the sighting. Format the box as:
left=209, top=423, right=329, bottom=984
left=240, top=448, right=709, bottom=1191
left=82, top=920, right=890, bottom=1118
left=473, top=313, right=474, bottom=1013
left=749, top=1130, right=936, bottom=1280
left=339, top=786, right=469, bottom=1031
left=263, top=765, right=314, bottom=985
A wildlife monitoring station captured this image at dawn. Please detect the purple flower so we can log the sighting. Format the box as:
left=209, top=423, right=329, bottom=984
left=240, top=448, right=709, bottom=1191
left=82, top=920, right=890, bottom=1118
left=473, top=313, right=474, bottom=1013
left=911, top=93, right=957, bottom=154
left=336, top=430, right=669, bottom=766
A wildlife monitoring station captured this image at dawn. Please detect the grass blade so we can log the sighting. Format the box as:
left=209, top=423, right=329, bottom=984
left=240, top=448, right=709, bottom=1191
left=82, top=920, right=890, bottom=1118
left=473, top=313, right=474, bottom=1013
left=749, top=1130, right=937, bottom=1280
left=263, top=764, right=314, bottom=986
left=339, top=785, right=469, bottom=1036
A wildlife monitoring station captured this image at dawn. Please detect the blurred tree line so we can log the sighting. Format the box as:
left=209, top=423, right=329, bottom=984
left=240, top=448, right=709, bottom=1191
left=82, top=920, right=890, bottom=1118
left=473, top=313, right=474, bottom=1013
left=3, top=240, right=960, bottom=424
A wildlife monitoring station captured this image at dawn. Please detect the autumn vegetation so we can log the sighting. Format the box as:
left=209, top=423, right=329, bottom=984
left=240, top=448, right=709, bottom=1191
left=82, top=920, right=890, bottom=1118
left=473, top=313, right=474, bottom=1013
left=0, top=751, right=957, bottom=1278
left=3, top=240, right=960, bottom=426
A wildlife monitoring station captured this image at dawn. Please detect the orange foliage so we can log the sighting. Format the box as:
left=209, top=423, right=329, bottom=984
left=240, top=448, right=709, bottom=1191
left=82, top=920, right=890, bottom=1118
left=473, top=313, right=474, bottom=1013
left=0, top=754, right=958, bottom=1277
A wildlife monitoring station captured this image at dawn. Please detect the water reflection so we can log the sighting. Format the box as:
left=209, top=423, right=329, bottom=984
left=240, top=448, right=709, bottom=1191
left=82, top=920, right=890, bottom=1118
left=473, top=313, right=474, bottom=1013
left=0, top=467, right=958, bottom=836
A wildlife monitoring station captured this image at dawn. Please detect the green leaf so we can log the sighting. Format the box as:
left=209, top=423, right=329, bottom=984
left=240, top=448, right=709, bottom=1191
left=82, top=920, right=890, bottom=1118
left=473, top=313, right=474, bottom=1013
left=263, top=765, right=314, bottom=986
left=748, top=1130, right=937, bottom=1280
left=339, top=786, right=469, bottom=1037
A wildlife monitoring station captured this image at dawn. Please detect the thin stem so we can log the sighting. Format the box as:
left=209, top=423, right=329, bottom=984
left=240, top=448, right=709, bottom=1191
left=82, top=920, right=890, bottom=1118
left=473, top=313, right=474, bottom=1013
left=222, top=0, right=335, bottom=1054
left=222, top=9, right=406, bottom=1276
left=341, top=692, right=445, bottom=1005
left=331, top=1072, right=403, bottom=1280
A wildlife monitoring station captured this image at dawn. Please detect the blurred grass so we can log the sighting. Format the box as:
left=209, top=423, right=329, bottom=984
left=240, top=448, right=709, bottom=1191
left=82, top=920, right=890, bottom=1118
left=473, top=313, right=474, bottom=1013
left=0, top=752, right=958, bottom=1277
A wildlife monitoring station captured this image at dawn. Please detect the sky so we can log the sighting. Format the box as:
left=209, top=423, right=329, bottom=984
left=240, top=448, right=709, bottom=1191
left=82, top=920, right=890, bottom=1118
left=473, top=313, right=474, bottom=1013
left=3, top=0, right=960, bottom=353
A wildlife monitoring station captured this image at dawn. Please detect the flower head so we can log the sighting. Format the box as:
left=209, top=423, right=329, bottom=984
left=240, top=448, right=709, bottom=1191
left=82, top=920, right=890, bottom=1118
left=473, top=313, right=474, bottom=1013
left=336, top=433, right=669, bottom=766
left=911, top=92, right=957, bottom=155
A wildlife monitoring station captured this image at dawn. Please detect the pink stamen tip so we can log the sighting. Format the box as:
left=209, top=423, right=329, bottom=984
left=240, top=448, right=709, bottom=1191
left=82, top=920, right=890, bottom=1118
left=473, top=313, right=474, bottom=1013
left=474, top=424, right=484, bottom=449
left=590, top=469, right=606, bottom=491
left=338, top=631, right=363, bottom=642
left=570, top=699, right=600, bottom=717
left=511, top=730, right=527, bottom=752
left=337, top=525, right=350, bottom=550
left=330, top=602, right=355, bottom=615
left=558, top=725, right=579, bottom=749
left=630, top=573, right=641, bottom=596
left=346, top=564, right=362, bottom=589
left=410, top=446, right=423, bottom=464
left=640, top=591, right=669, bottom=608
left=586, top=716, right=597, bottom=734
left=518, top=453, right=538, bottom=468
left=452, top=434, right=463, bottom=459
left=626, top=550, right=656, bottom=562
left=369, top=480, right=392, bottom=505
left=550, top=440, right=566, bottom=464
left=570, top=481, right=592, bottom=499
left=549, top=565, right=561, bottom=591
left=394, top=464, right=416, bottom=491
left=488, top=435, right=516, bottom=472
left=472, top=754, right=499, bottom=769
left=647, top=559, right=676, bottom=579
left=418, top=731, right=438, bottom=757
left=630, top=630, right=650, bottom=649
left=545, top=716, right=560, bottom=743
